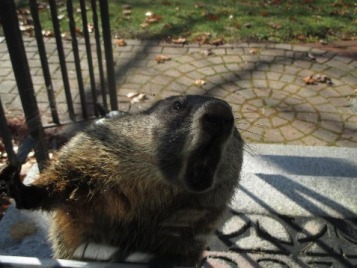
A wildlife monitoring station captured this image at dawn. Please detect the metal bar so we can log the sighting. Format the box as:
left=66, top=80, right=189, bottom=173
left=29, top=0, right=60, bottom=125
left=0, top=97, right=18, bottom=167
left=99, top=0, right=118, bottom=111
left=0, top=255, right=148, bottom=268
left=66, top=0, right=87, bottom=119
left=0, top=0, right=49, bottom=170
left=91, top=0, right=107, bottom=110
left=80, top=0, right=98, bottom=116
left=48, top=0, right=75, bottom=121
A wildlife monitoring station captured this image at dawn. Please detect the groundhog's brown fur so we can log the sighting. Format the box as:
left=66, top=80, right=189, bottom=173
left=6, top=95, right=244, bottom=265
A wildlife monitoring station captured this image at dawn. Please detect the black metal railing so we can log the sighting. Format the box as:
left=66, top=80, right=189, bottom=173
left=0, top=0, right=118, bottom=169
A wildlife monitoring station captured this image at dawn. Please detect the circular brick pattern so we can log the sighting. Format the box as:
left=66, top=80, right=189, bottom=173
left=1, top=38, right=356, bottom=146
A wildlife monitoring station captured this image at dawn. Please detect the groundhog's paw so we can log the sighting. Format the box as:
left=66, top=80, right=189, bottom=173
left=0, top=164, right=19, bottom=183
left=0, top=164, right=26, bottom=209
left=7, top=171, right=27, bottom=209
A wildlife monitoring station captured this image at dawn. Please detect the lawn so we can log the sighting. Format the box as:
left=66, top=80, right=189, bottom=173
left=12, top=0, right=357, bottom=43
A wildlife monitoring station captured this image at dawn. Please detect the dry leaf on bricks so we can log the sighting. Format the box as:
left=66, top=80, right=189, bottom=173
left=115, top=39, right=127, bottom=46
left=303, top=75, right=316, bottom=85
left=200, top=49, right=214, bottom=56
left=131, top=93, right=148, bottom=103
left=126, top=92, right=148, bottom=103
left=155, top=55, right=171, bottom=63
left=172, top=38, right=187, bottom=45
left=210, top=38, right=224, bottom=46
left=195, top=79, right=206, bottom=86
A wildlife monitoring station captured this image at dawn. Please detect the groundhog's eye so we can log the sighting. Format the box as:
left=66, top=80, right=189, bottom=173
left=173, top=101, right=182, bottom=110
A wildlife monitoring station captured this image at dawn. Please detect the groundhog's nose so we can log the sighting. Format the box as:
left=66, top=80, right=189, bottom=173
left=201, top=102, right=234, bottom=133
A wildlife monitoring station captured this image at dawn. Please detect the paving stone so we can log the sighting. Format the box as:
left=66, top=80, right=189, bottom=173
left=309, top=62, right=329, bottom=73
left=269, top=64, right=285, bottom=73
left=264, top=129, right=285, bottom=143
left=324, top=67, right=346, bottom=79
left=253, top=79, right=268, bottom=89
left=298, top=88, right=318, bottom=98
left=283, top=84, right=300, bottom=94
left=241, top=55, right=261, bottom=63
left=293, top=103, right=316, bottom=113
left=269, top=81, right=285, bottom=90
left=312, top=128, right=339, bottom=143
left=280, top=125, right=305, bottom=140
left=320, top=120, right=344, bottom=133
left=0, top=80, right=16, bottom=93
left=280, top=74, right=297, bottom=83
left=260, top=49, right=286, bottom=57
left=307, top=95, right=329, bottom=105
left=296, top=112, right=319, bottom=124
left=162, top=46, right=188, bottom=54
left=271, top=117, right=288, bottom=128
left=315, top=103, right=340, bottom=113
left=266, top=72, right=282, bottom=80
left=255, top=118, right=271, bottom=129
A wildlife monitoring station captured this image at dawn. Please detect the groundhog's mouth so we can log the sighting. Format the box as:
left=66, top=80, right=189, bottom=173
left=184, top=143, right=222, bottom=193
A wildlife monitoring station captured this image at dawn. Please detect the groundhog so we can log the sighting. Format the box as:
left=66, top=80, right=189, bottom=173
left=2, top=95, right=243, bottom=266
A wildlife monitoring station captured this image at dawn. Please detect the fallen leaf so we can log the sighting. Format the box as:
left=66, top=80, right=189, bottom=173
left=161, top=0, right=171, bottom=6
left=296, top=35, right=306, bottom=41
left=140, top=22, right=150, bottom=28
left=19, top=25, right=34, bottom=32
left=195, top=3, right=205, bottom=8
left=115, top=39, right=127, bottom=46
left=145, top=14, right=162, bottom=24
left=242, top=23, right=252, bottom=28
left=163, top=23, right=173, bottom=30
left=87, top=23, right=94, bottom=33
left=195, top=79, right=206, bottom=86
left=205, top=13, right=220, bottom=21
left=42, top=30, right=54, bottom=37
left=194, top=34, right=211, bottom=45
left=127, top=92, right=140, bottom=99
left=131, top=93, right=148, bottom=103
left=200, top=49, right=214, bottom=56
left=122, top=4, right=132, bottom=10
left=172, top=38, right=187, bottom=45
left=17, top=8, right=30, bottom=15
left=308, top=52, right=316, bottom=61
left=249, top=48, right=258, bottom=54
left=155, top=55, right=171, bottom=63
left=122, top=9, right=132, bottom=16
left=210, top=38, right=224, bottom=46
left=268, top=22, right=282, bottom=30
left=306, top=74, right=333, bottom=86
left=75, top=27, right=82, bottom=35
left=303, top=75, right=316, bottom=85
left=260, top=11, right=269, bottom=17
left=57, top=14, right=65, bottom=20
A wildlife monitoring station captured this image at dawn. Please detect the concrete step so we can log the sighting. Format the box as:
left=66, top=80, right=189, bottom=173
left=233, top=144, right=357, bottom=218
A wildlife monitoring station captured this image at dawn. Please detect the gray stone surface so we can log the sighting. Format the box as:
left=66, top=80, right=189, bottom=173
left=234, top=144, right=357, bottom=218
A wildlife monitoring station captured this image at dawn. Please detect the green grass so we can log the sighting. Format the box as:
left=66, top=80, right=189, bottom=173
left=15, top=0, right=357, bottom=43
